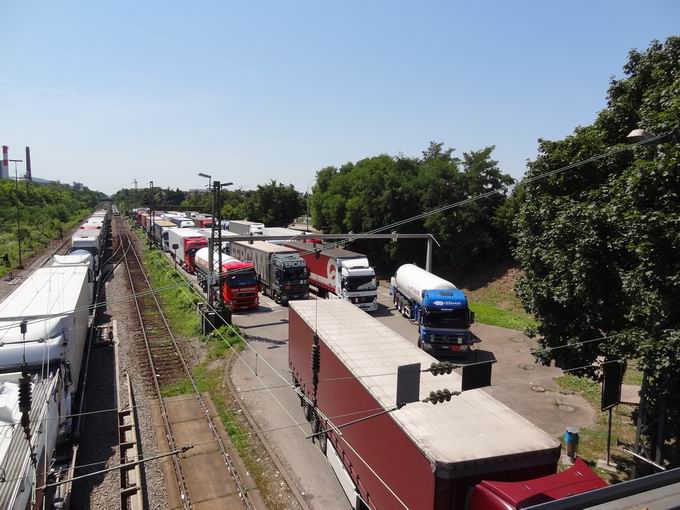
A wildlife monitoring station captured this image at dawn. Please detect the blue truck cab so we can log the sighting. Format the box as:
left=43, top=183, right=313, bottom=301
left=417, top=289, right=475, bottom=355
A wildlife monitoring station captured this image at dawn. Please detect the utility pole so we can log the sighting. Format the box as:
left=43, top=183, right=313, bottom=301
left=148, top=180, right=154, bottom=249
left=10, top=159, right=24, bottom=268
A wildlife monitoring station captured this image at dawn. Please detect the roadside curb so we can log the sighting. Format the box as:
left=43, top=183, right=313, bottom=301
left=226, top=355, right=312, bottom=510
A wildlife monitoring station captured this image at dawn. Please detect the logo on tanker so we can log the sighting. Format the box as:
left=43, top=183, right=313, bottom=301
left=327, top=258, right=337, bottom=284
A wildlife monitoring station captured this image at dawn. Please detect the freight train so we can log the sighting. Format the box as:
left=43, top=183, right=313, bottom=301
left=0, top=208, right=109, bottom=509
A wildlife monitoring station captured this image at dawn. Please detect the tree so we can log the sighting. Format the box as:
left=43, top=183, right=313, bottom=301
left=243, top=180, right=303, bottom=226
left=514, top=37, right=680, bottom=468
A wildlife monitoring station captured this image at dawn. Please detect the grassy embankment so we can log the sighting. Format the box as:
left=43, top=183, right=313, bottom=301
left=459, top=264, right=537, bottom=331
left=556, top=367, right=642, bottom=482
left=135, top=230, right=292, bottom=508
left=0, top=181, right=102, bottom=277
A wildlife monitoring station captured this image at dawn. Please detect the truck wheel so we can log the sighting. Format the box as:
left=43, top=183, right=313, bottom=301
left=303, top=401, right=313, bottom=422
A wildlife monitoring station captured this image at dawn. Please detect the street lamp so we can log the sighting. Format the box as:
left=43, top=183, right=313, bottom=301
left=626, top=129, right=657, bottom=143
left=197, top=172, right=212, bottom=191
left=9, top=159, right=24, bottom=269
left=305, top=178, right=315, bottom=232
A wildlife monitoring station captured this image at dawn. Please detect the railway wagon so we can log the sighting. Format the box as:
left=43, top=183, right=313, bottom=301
left=289, top=300, right=561, bottom=509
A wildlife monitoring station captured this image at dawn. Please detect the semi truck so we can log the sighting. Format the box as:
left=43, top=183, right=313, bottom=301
left=390, top=264, right=476, bottom=355
left=194, top=248, right=260, bottom=310
left=195, top=228, right=237, bottom=253
left=152, top=219, right=177, bottom=250
left=166, top=228, right=207, bottom=274
left=228, top=220, right=265, bottom=236
left=284, top=241, right=378, bottom=312
left=230, top=240, right=309, bottom=304
left=168, top=215, right=195, bottom=228
left=192, top=214, right=213, bottom=228
left=288, top=300, right=605, bottom=510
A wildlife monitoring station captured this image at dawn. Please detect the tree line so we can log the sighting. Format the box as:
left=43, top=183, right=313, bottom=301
left=0, top=181, right=104, bottom=275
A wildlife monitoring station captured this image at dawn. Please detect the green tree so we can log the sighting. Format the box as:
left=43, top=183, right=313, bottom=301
left=515, top=37, right=680, bottom=467
left=243, top=180, right=303, bottom=226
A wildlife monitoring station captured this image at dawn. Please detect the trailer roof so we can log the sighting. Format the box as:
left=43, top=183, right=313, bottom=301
left=167, top=228, right=205, bottom=238
left=284, top=241, right=362, bottom=259
left=290, top=300, right=560, bottom=473
left=0, top=266, right=89, bottom=343
left=232, top=240, right=298, bottom=254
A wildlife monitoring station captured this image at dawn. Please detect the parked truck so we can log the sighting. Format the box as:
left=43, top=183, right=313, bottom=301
left=390, top=264, right=475, bottom=355
left=166, top=228, right=207, bottom=274
left=152, top=219, right=177, bottom=250
left=195, top=228, right=237, bottom=253
left=194, top=248, right=259, bottom=310
left=231, top=240, right=309, bottom=304
left=288, top=300, right=605, bottom=510
left=168, top=215, right=195, bottom=228
left=284, top=241, right=378, bottom=312
left=192, top=214, right=213, bottom=228
left=228, top=220, right=264, bottom=236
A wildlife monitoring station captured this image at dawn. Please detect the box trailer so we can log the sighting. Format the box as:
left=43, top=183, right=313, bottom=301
left=166, top=228, right=207, bottom=274
left=289, top=300, right=563, bottom=510
left=231, top=240, right=309, bottom=304
left=228, top=220, right=264, bottom=236
left=0, top=266, right=91, bottom=439
left=194, top=248, right=259, bottom=310
left=261, top=227, right=314, bottom=245
left=390, top=264, right=475, bottom=355
left=284, top=241, right=378, bottom=312
left=195, top=228, right=237, bottom=253
left=168, top=215, right=195, bottom=228
left=152, top=220, right=177, bottom=250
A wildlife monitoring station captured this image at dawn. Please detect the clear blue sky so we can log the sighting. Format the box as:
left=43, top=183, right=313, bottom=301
left=1, top=1, right=677, bottom=194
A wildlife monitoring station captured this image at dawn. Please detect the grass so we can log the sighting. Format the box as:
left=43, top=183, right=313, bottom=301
left=555, top=373, right=637, bottom=482
left=469, top=301, right=537, bottom=331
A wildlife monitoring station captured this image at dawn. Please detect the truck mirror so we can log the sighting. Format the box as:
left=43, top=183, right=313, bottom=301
left=172, top=244, right=179, bottom=250
left=470, top=311, right=475, bottom=324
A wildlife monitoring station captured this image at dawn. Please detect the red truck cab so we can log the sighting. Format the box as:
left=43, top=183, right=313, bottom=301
left=183, top=237, right=207, bottom=274
left=221, top=259, right=260, bottom=310
left=466, top=458, right=607, bottom=509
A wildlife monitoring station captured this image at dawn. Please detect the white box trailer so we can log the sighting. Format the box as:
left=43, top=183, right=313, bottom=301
left=166, top=228, right=207, bottom=273
left=53, top=252, right=95, bottom=302
left=228, top=220, right=264, bottom=236
left=262, top=227, right=311, bottom=244
left=0, top=266, right=91, bottom=439
left=72, top=229, right=103, bottom=270
left=195, top=228, right=237, bottom=253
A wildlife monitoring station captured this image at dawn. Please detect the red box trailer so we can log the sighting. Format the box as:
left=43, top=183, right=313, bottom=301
left=288, top=300, right=564, bottom=510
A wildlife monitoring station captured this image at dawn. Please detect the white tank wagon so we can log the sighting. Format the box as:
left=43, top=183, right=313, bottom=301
left=0, top=266, right=91, bottom=438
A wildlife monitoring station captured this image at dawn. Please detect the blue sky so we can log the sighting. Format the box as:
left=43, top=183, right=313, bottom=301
left=1, top=1, right=677, bottom=194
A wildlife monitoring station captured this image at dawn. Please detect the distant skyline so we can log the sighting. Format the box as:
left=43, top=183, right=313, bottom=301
left=1, top=1, right=678, bottom=195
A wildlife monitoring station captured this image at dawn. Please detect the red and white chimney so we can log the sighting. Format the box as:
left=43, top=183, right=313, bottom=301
left=1, top=146, right=9, bottom=179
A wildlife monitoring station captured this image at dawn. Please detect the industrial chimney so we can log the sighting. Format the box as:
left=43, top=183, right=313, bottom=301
left=1, top=146, right=8, bottom=179
left=25, top=147, right=32, bottom=181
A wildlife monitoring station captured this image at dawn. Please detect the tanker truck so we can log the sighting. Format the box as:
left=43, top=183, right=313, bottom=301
left=390, top=264, right=475, bottom=355
left=193, top=247, right=259, bottom=311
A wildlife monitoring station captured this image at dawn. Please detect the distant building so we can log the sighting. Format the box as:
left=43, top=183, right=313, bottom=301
left=72, top=182, right=83, bottom=190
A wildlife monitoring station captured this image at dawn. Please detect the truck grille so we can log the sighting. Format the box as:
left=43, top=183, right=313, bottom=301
left=353, top=296, right=375, bottom=304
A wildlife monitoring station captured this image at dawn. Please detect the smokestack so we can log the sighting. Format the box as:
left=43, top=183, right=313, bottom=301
left=25, top=147, right=32, bottom=181
left=1, top=146, right=8, bottom=179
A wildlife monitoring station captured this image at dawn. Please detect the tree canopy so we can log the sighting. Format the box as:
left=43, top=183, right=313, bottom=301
left=514, top=37, right=680, bottom=467
left=310, top=142, right=514, bottom=275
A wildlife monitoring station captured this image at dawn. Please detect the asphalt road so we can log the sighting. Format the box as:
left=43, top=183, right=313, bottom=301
left=230, top=285, right=594, bottom=510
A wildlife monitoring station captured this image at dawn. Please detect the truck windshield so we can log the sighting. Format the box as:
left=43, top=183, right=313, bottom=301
left=422, top=309, right=469, bottom=329
left=226, top=270, right=258, bottom=287
left=280, top=266, right=308, bottom=281
left=345, top=275, right=376, bottom=292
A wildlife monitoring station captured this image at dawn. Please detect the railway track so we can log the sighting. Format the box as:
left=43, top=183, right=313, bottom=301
left=118, top=217, right=253, bottom=510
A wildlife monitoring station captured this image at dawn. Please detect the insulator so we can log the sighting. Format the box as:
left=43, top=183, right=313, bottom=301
left=430, top=362, right=439, bottom=375
left=311, top=345, right=320, bottom=373
left=18, top=373, right=32, bottom=415
left=443, top=388, right=452, bottom=401
left=445, top=362, right=454, bottom=374
left=429, top=391, right=438, bottom=404
left=436, top=390, right=444, bottom=403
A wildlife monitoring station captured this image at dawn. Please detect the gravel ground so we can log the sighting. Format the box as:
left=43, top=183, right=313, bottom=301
left=71, top=224, right=170, bottom=509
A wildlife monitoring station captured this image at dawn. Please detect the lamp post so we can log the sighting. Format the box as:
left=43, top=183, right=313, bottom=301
left=305, top=178, right=315, bottom=232
left=197, top=172, right=212, bottom=192
left=10, top=159, right=24, bottom=268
